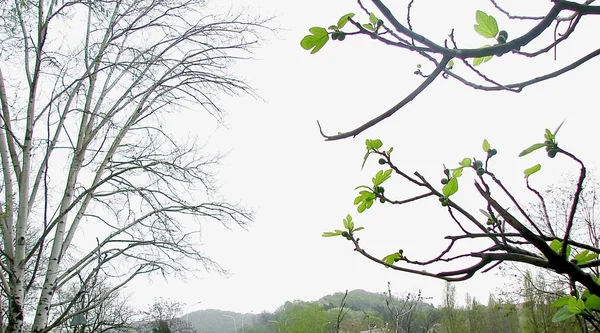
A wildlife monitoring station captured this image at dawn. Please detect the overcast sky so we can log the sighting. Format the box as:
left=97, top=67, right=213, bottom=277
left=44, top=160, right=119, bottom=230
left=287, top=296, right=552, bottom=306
left=125, top=0, right=600, bottom=315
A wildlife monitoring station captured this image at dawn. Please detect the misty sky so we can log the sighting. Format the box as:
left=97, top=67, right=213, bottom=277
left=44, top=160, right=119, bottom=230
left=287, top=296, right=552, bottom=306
left=124, top=0, right=600, bottom=315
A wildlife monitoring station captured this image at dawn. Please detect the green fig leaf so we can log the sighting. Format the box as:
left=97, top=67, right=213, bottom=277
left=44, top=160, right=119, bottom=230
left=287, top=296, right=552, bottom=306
left=482, top=139, right=491, bottom=152
left=551, top=295, right=574, bottom=308
left=369, top=12, right=379, bottom=26
left=337, top=13, right=355, bottom=29
left=474, top=10, right=499, bottom=38
left=519, top=143, right=547, bottom=157
left=459, top=158, right=472, bottom=167
left=301, top=27, right=329, bottom=54
left=524, top=164, right=541, bottom=178
left=552, top=305, right=576, bottom=322
left=442, top=177, right=459, bottom=198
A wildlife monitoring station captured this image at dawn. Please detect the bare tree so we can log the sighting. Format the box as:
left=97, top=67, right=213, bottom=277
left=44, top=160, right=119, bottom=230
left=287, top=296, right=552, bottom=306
left=52, top=277, right=138, bottom=333
left=383, top=282, right=424, bottom=333
left=144, top=298, right=184, bottom=326
left=334, top=290, right=349, bottom=333
left=0, top=0, right=269, bottom=331
left=142, top=298, right=196, bottom=333
left=499, top=174, right=600, bottom=331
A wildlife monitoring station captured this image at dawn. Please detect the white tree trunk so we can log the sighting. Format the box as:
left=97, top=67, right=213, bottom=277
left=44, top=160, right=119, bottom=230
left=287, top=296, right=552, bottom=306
left=32, top=113, right=91, bottom=331
left=0, top=0, right=262, bottom=331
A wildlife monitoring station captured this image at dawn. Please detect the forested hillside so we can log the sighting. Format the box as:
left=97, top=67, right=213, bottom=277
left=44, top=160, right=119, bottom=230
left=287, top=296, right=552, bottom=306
left=179, top=280, right=584, bottom=333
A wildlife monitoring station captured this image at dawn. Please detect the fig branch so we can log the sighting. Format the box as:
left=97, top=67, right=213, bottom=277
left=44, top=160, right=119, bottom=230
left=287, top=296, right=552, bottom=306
left=304, top=0, right=600, bottom=140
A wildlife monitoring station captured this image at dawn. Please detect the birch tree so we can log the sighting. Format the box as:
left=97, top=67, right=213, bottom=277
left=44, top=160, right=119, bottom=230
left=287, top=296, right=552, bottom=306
left=0, top=0, right=267, bottom=331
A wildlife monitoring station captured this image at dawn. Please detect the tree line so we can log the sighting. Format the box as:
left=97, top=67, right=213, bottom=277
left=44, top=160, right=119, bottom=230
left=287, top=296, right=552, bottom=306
left=228, top=280, right=585, bottom=333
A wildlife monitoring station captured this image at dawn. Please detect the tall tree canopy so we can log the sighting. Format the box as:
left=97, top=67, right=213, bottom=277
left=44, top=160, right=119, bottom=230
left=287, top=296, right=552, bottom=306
left=0, top=0, right=269, bottom=331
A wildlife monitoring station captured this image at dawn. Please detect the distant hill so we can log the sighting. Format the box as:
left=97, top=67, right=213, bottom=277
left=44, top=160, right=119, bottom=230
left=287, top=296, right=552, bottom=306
left=182, top=289, right=435, bottom=333
left=185, top=309, right=257, bottom=333
left=316, top=289, right=434, bottom=313
left=317, top=289, right=387, bottom=312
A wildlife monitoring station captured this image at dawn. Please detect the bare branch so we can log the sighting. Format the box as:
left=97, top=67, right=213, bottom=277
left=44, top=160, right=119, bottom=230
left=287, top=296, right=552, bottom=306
left=558, top=149, right=587, bottom=257
left=488, top=0, right=546, bottom=20
left=318, top=56, right=451, bottom=140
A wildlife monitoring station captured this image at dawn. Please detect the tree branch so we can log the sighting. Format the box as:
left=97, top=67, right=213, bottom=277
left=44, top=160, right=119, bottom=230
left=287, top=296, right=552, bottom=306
left=318, top=56, right=451, bottom=140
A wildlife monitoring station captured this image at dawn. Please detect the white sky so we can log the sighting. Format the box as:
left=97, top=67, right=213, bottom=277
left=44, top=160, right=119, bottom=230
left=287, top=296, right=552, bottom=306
left=124, top=0, right=600, bottom=315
